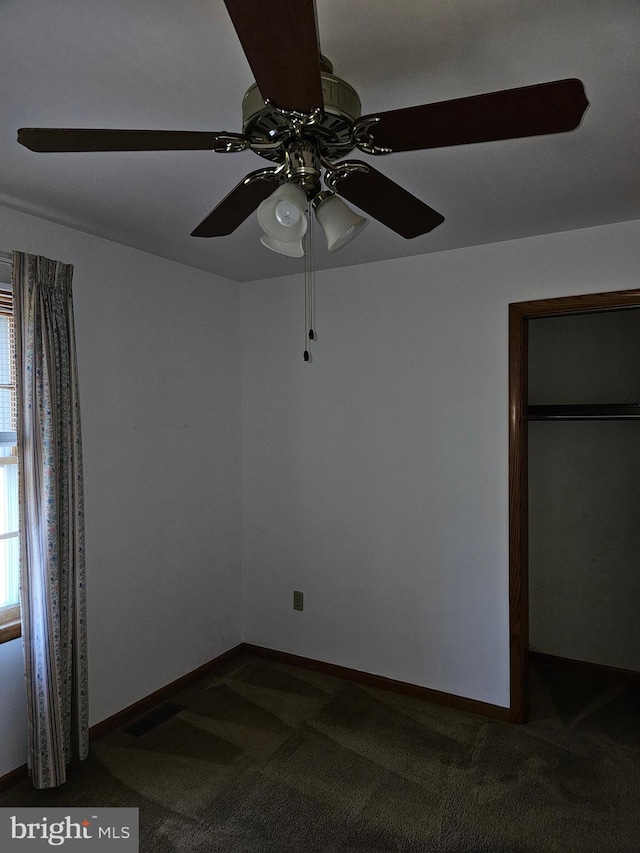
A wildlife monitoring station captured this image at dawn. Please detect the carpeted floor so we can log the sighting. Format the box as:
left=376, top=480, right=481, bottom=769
left=1, top=653, right=639, bottom=852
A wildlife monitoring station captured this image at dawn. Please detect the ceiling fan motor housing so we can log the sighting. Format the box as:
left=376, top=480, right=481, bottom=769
left=242, top=69, right=362, bottom=163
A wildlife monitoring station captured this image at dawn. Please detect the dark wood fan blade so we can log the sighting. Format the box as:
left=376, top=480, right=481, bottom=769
left=191, top=170, right=280, bottom=237
left=357, top=79, right=588, bottom=153
left=17, top=128, right=247, bottom=152
left=331, top=162, right=444, bottom=239
left=223, top=0, right=323, bottom=113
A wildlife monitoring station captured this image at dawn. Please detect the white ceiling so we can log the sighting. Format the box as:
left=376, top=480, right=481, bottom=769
left=0, top=0, right=638, bottom=282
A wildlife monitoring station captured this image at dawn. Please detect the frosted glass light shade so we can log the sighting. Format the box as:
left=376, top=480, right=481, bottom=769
left=257, top=184, right=308, bottom=242
left=260, top=235, right=305, bottom=258
left=314, top=193, right=367, bottom=251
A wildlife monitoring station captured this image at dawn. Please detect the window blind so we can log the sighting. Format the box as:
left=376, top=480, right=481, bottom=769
left=0, top=290, right=16, bottom=445
left=0, top=282, right=19, bottom=629
left=0, top=252, right=11, bottom=287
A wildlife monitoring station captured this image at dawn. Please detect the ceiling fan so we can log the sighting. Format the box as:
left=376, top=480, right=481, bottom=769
left=17, top=0, right=589, bottom=257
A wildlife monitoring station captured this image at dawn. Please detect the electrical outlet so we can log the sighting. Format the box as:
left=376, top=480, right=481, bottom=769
left=293, top=590, right=304, bottom=611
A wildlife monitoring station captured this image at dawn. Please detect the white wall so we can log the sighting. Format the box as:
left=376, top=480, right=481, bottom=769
left=0, top=205, right=242, bottom=777
left=241, top=218, right=640, bottom=709
left=0, top=639, right=27, bottom=774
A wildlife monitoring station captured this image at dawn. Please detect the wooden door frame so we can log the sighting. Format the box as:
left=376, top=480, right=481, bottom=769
left=508, top=288, right=640, bottom=723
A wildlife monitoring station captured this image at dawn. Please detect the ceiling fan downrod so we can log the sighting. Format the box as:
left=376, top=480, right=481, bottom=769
left=281, top=140, right=322, bottom=199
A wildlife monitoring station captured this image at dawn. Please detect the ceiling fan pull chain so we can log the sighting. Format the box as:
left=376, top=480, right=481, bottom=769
left=308, top=213, right=316, bottom=342
left=303, top=212, right=311, bottom=362
left=303, top=276, right=310, bottom=358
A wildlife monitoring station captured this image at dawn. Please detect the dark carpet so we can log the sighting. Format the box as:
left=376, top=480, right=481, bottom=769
left=2, top=653, right=639, bottom=851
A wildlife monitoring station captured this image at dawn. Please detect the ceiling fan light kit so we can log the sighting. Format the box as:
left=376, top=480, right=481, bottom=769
left=15, top=0, right=591, bottom=351
left=313, top=191, right=368, bottom=252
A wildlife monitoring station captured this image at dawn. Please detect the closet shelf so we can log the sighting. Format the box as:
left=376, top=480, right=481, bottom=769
left=528, top=404, right=640, bottom=420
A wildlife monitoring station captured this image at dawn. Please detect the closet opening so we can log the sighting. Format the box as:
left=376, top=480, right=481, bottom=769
left=508, top=289, right=640, bottom=723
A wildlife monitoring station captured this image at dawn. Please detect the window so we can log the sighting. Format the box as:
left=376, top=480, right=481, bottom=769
left=0, top=287, right=20, bottom=643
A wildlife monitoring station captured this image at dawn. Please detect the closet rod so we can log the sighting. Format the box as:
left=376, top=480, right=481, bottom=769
left=528, top=404, right=640, bottom=420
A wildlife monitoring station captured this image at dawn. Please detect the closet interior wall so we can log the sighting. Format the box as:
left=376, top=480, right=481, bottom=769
left=528, top=309, right=640, bottom=672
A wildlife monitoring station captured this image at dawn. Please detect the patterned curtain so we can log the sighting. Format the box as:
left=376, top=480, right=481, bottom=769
left=12, top=252, right=88, bottom=789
